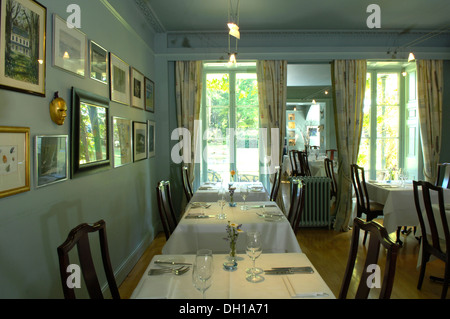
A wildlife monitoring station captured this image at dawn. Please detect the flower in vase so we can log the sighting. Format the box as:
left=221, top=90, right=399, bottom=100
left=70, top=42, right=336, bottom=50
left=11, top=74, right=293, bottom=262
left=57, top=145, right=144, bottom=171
left=228, top=185, right=236, bottom=203
left=230, top=170, right=236, bottom=182
left=224, top=221, right=243, bottom=257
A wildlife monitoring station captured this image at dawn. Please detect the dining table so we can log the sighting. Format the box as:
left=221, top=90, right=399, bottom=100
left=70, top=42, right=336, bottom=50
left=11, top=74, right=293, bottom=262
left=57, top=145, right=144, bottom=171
left=282, top=155, right=328, bottom=177
left=191, top=182, right=270, bottom=203
left=162, top=201, right=302, bottom=255
left=130, top=252, right=335, bottom=299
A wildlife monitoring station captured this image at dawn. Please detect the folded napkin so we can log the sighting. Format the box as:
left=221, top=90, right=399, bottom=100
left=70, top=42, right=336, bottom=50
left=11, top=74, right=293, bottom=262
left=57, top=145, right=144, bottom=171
left=281, top=275, right=329, bottom=299
left=198, top=186, right=213, bottom=190
left=132, top=276, right=171, bottom=299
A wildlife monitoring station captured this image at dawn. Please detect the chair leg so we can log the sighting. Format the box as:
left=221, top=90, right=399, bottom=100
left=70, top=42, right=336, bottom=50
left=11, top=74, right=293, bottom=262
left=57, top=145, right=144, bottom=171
left=363, top=230, right=368, bottom=245
left=418, top=252, right=430, bottom=290
left=440, top=262, right=450, bottom=299
left=396, top=227, right=403, bottom=246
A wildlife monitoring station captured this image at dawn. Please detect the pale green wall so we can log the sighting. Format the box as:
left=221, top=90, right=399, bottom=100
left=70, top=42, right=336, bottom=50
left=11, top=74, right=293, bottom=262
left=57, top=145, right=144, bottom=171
left=0, top=0, right=161, bottom=298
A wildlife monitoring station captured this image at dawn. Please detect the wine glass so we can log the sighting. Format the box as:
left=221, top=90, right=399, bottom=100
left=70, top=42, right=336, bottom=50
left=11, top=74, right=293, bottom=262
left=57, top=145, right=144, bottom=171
left=192, top=249, right=213, bottom=299
left=245, top=231, right=264, bottom=283
left=217, top=198, right=227, bottom=219
left=240, top=185, right=249, bottom=210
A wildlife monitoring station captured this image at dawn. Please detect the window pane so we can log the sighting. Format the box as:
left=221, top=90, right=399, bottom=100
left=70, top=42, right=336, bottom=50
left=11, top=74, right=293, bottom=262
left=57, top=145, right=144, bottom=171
left=205, top=107, right=229, bottom=182
left=206, top=73, right=229, bottom=107
left=236, top=106, right=259, bottom=181
left=236, top=73, right=258, bottom=107
left=376, top=105, right=399, bottom=138
left=377, top=73, right=399, bottom=106
left=376, top=138, right=399, bottom=178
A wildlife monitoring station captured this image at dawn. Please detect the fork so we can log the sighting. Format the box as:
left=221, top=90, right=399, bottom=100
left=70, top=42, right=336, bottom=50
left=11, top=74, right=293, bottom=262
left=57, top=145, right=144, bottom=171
left=148, top=266, right=190, bottom=276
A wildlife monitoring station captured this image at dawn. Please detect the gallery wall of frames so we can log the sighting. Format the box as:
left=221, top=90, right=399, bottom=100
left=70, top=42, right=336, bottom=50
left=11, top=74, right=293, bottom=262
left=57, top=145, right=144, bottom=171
left=0, top=0, right=156, bottom=199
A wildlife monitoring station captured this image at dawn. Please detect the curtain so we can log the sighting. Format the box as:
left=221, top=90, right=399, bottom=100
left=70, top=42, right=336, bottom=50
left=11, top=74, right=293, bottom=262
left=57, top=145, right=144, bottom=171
left=331, top=60, right=367, bottom=231
left=416, top=60, right=443, bottom=183
left=175, top=61, right=203, bottom=192
left=256, top=60, right=287, bottom=211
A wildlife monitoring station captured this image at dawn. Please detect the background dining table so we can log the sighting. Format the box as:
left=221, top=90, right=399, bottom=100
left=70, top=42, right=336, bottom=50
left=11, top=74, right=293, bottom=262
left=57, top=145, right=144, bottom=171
left=131, top=253, right=335, bottom=299
left=191, top=182, right=270, bottom=203
left=162, top=201, right=301, bottom=255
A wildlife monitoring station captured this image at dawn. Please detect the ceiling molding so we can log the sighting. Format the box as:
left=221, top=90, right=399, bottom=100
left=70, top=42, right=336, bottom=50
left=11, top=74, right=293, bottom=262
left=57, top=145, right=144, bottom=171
left=134, top=0, right=166, bottom=33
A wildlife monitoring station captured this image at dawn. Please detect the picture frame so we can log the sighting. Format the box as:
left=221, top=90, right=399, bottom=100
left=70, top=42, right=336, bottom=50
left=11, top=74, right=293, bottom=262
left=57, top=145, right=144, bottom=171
left=0, top=0, right=47, bottom=96
left=133, top=121, right=147, bottom=162
left=131, top=67, right=145, bottom=109
left=35, top=135, right=68, bottom=188
left=109, top=52, right=130, bottom=105
left=147, top=120, right=155, bottom=158
left=0, top=126, right=30, bottom=198
left=71, top=87, right=110, bottom=177
left=144, top=77, right=155, bottom=112
left=112, top=117, right=132, bottom=168
left=53, top=14, right=86, bottom=77
left=89, top=40, right=107, bottom=84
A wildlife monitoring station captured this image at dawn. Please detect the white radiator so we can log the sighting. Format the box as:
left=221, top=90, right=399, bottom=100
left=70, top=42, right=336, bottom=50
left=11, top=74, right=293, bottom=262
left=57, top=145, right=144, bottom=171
left=298, top=177, right=331, bottom=228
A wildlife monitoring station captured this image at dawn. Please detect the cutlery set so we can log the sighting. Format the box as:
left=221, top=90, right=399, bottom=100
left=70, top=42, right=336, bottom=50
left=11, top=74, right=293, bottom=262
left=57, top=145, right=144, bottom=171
left=264, top=266, right=314, bottom=275
left=148, top=261, right=193, bottom=276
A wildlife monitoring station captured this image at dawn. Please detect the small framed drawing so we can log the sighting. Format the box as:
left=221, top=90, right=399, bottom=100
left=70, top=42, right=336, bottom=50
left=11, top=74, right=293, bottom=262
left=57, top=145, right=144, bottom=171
left=89, top=40, right=108, bottom=84
left=147, top=120, right=155, bottom=158
left=0, top=126, right=30, bottom=198
left=131, top=67, right=144, bottom=109
left=35, top=135, right=68, bottom=188
left=133, top=121, right=147, bottom=162
left=0, top=0, right=47, bottom=96
left=144, top=77, right=155, bottom=112
left=112, top=117, right=132, bottom=168
left=109, top=52, right=130, bottom=105
left=53, top=14, right=86, bottom=77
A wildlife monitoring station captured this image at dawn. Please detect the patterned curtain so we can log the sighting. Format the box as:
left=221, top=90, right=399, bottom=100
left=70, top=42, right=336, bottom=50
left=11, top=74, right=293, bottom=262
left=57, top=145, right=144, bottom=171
left=416, top=60, right=443, bottom=183
left=256, top=60, right=287, bottom=210
left=331, top=60, right=367, bottom=231
left=175, top=61, right=203, bottom=189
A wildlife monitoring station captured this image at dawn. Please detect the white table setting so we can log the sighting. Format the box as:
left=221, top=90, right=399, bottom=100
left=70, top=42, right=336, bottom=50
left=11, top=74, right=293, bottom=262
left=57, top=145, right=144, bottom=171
left=131, top=252, right=334, bottom=299
left=162, top=201, right=301, bottom=255
left=191, top=182, right=270, bottom=203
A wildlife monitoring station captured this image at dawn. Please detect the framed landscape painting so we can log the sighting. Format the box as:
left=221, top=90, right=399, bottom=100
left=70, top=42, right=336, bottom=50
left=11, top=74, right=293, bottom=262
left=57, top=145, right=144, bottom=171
left=35, top=135, right=68, bottom=188
left=109, top=52, right=130, bottom=105
left=0, top=0, right=47, bottom=96
left=112, top=117, right=132, bottom=168
left=133, top=121, right=147, bottom=162
left=131, top=67, right=144, bottom=109
left=144, top=77, right=154, bottom=112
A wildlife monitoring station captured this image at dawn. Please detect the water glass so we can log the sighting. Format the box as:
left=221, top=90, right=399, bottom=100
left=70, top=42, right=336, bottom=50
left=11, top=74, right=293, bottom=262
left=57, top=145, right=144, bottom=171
left=245, top=231, right=264, bottom=283
left=240, top=185, right=249, bottom=210
left=192, top=249, right=213, bottom=299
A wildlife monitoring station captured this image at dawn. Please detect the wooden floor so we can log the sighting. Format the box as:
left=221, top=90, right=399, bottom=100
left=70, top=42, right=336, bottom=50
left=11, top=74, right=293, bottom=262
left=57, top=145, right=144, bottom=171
left=118, top=222, right=447, bottom=299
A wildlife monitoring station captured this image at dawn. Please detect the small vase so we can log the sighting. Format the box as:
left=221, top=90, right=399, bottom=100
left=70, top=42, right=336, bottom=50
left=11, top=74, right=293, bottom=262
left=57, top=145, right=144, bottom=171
left=229, top=201, right=237, bottom=207
left=223, top=245, right=238, bottom=271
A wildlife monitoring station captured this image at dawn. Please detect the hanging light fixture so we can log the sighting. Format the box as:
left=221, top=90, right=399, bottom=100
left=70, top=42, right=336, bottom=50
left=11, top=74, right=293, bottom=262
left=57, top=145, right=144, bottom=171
left=227, top=0, right=240, bottom=65
left=408, top=52, right=416, bottom=62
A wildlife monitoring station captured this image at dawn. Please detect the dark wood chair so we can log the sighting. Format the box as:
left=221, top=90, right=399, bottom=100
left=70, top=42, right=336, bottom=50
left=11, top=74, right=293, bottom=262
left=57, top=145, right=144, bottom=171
left=324, top=158, right=337, bottom=199
left=413, top=180, right=450, bottom=299
left=289, top=150, right=299, bottom=176
left=182, top=165, right=193, bottom=201
left=156, top=180, right=178, bottom=240
left=270, top=166, right=281, bottom=202
left=297, top=151, right=311, bottom=177
left=339, top=217, right=399, bottom=299
left=436, top=163, right=450, bottom=189
left=287, top=178, right=306, bottom=232
left=326, top=149, right=337, bottom=161
left=57, top=220, right=120, bottom=299
left=350, top=164, right=385, bottom=245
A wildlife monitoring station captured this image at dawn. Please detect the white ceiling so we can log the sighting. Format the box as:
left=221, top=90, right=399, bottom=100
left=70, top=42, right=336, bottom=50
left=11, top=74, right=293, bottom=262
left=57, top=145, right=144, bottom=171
left=139, top=0, right=450, bottom=33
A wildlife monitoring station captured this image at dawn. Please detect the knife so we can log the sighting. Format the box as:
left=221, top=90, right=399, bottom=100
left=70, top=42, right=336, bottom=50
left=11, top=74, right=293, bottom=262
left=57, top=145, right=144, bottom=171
left=154, top=260, right=192, bottom=266
left=248, top=204, right=278, bottom=208
left=264, top=267, right=314, bottom=274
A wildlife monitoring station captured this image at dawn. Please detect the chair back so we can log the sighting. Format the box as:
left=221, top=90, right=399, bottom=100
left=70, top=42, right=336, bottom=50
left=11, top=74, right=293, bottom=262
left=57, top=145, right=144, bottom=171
left=57, top=220, right=120, bottom=299
left=270, top=166, right=281, bottom=201
left=182, top=165, right=193, bottom=201
left=289, top=150, right=299, bottom=176
left=326, top=149, right=337, bottom=161
left=339, top=217, right=399, bottom=299
left=324, top=158, right=337, bottom=198
left=350, top=164, right=371, bottom=216
left=156, top=180, right=178, bottom=240
left=436, top=163, right=450, bottom=188
left=287, top=179, right=306, bottom=231
left=413, top=180, right=450, bottom=257
left=298, top=151, right=311, bottom=176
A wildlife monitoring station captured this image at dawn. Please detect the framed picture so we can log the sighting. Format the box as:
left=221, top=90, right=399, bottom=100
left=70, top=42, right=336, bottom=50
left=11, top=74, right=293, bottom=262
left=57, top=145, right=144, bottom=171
left=131, top=67, right=144, bottom=109
left=144, top=77, right=155, bottom=112
left=109, top=52, right=130, bottom=105
left=147, top=120, right=155, bottom=158
left=71, top=87, right=110, bottom=177
left=133, top=121, right=147, bottom=162
left=35, top=135, right=68, bottom=188
left=0, top=0, right=47, bottom=96
left=53, top=14, right=86, bottom=77
left=89, top=40, right=107, bottom=84
left=0, top=126, right=30, bottom=198
left=112, top=117, right=132, bottom=168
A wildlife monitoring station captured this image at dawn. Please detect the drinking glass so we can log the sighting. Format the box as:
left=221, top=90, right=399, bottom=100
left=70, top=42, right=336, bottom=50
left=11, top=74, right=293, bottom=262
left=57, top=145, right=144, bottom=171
left=240, top=185, right=249, bottom=210
left=192, top=249, right=213, bottom=299
left=245, top=231, right=264, bottom=283
left=217, top=199, right=227, bottom=219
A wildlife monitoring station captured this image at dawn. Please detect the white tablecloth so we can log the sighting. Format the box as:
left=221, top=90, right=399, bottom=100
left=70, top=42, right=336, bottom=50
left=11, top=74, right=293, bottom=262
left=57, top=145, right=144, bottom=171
left=282, top=155, right=327, bottom=177
left=131, top=253, right=335, bottom=299
left=191, top=182, right=269, bottom=203
left=365, top=181, right=450, bottom=234
left=162, top=201, right=301, bottom=255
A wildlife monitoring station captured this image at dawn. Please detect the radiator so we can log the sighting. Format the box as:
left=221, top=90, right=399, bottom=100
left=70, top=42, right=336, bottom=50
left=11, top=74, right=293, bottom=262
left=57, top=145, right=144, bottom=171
left=298, top=177, right=331, bottom=228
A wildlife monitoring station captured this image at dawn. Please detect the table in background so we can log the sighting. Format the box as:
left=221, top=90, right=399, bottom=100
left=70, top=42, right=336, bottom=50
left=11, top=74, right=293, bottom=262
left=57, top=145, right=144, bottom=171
left=191, top=182, right=269, bottom=203
left=131, top=253, right=335, bottom=299
left=282, top=155, right=327, bottom=177
left=162, top=201, right=301, bottom=255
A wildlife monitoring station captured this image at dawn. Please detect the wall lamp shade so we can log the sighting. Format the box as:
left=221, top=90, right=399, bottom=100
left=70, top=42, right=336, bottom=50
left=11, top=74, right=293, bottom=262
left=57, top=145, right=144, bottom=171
left=228, top=52, right=237, bottom=65
left=408, top=52, right=416, bottom=62
left=228, top=22, right=240, bottom=39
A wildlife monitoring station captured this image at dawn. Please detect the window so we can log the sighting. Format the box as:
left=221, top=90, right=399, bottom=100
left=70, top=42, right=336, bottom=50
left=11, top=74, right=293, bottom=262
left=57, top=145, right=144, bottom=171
left=358, top=61, right=418, bottom=180
left=200, top=62, right=259, bottom=183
